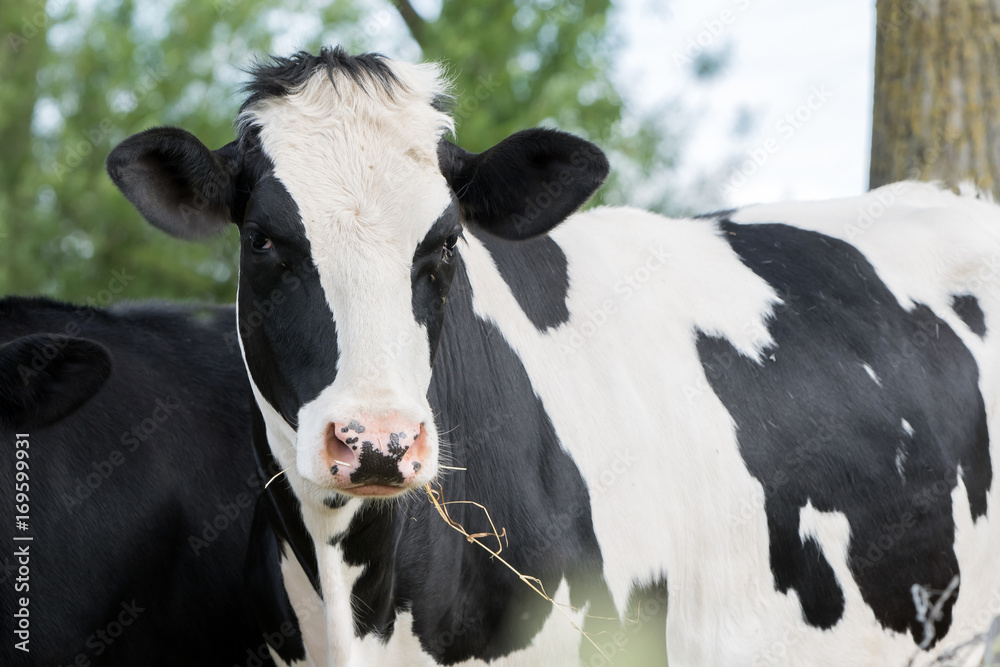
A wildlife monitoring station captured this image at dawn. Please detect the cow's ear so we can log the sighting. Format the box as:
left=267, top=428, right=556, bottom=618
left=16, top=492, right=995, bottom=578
left=107, top=127, right=240, bottom=239
left=439, top=128, right=609, bottom=240
left=0, top=334, right=112, bottom=430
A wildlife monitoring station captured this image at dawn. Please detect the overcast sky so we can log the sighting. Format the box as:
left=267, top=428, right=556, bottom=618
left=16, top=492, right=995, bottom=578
left=616, top=0, right=876, bottom=208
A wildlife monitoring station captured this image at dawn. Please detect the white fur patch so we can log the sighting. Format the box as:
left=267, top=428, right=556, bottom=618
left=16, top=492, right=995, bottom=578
left=277, top=551, right=330, bottom=666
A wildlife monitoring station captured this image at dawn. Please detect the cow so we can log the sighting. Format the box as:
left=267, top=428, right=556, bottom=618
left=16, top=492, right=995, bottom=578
left=0, top=297, right=273, bottom=666
left=106, top=47, right=1000, bottom=666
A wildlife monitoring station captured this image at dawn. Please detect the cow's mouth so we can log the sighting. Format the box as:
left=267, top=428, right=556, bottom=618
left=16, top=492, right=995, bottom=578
left=342, top=482, right=411, bottom=498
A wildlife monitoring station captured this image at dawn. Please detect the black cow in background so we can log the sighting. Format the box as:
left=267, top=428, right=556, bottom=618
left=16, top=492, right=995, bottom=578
left=0, top=296, right=272, bottom=666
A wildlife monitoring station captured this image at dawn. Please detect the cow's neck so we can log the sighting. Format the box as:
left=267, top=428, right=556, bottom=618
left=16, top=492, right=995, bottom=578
left=304, top=497, right=400, bottom=661
left=251, top=408, right=408, bottom=662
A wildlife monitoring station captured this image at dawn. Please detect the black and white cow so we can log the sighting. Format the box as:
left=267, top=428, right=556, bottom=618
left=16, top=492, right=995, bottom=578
left=0, top=297, right=272, bottom=666
left=107, top=48, right=999, bottom=666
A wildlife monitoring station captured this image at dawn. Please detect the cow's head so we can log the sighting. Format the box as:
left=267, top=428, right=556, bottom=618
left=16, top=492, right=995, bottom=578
left=107, top=48, right=607, bottom=502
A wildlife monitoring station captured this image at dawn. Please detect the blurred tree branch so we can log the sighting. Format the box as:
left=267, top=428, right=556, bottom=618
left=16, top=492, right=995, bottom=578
left=391, top=0, right=427, bottom=46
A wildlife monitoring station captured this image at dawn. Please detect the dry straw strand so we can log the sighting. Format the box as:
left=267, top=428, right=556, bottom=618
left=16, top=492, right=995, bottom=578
left=423, top=481, right=613, bottom=663
left=264, top=466, right=292, bottom=489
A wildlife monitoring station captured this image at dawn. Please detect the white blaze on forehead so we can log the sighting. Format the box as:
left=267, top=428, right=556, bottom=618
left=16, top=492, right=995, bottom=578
left=243, top=60, right=454, bottom=214
left=241, top=61, right=454, bottom=264
left=240, top=61, right=454, bottom=474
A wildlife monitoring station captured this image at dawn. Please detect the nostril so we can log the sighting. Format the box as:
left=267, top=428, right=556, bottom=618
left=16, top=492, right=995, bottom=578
left=325, top=423, right=357, bottom=473
left=409, top=425, right=427, bottom=454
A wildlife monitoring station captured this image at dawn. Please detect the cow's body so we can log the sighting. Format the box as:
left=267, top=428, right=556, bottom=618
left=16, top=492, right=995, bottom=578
left=248, top=186, right=999, bottom=667
left=108, top=48, right=1000, bottom=666
left=0, top=297, right=270, bottom=666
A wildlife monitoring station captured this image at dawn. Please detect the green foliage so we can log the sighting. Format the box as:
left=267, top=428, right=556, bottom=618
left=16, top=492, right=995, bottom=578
left=1, top=0, right=680, bottom=303
left=2, top=0, right=275, bottom=303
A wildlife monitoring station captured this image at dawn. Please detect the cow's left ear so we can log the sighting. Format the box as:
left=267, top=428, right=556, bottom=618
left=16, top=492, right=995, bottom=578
left=439, top=128, right=609, bottom=240
left=0, top=334, right=112, bottom=430
left=107, top=127, right=240, bottom=239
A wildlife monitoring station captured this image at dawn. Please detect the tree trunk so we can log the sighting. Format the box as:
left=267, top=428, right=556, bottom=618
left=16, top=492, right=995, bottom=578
left=869, top=0, right=1000, bottom=194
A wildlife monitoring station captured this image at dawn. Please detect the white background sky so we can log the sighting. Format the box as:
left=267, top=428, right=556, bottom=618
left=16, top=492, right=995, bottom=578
left=616, top=0, right=877, bottom=208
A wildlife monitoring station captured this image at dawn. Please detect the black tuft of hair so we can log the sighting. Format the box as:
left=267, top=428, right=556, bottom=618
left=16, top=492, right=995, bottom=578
left=241, top=46, right=401, bottom=112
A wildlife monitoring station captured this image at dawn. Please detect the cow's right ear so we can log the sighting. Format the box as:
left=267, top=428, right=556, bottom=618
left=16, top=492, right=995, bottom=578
left=107, top=127, right=239, bottom=239
left=0, top=334, right=112, bottom=430
left=438, top=128, right=608, bottom=240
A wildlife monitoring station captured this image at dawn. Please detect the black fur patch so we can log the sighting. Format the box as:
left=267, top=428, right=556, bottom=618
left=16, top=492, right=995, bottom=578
left=411, top=202, right=462, bottom=365
left=951, top=294, right=987, bottom=338
left=324, top=495, right=348, bottom=510
left=698, top=220, right=991, bottom=646
left=241, top=47, right=400, bottom=116
left=237, top=175, right=340, bottom=428
left=245, top=495, right=307, bottom=664
left=473, top=229, right=570, bottom=331
left=244, top=401, right=316, bottom=664
left=249, top=401, right=321, bottom=598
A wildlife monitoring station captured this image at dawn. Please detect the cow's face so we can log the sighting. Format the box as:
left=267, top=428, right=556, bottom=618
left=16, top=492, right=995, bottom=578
left=107, top=48, right=607, bottom=500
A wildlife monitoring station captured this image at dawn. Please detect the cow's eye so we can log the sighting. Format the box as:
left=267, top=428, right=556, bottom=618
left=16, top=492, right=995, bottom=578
left=248, top=230, right=273, bottom=253
left=443, top=234, right=459, bottom=259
